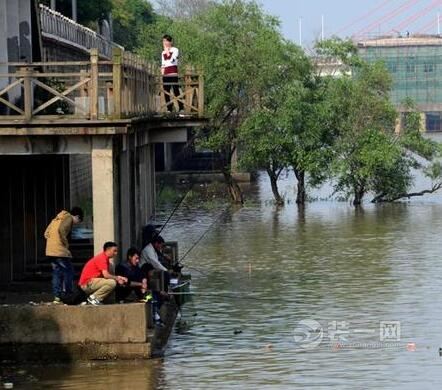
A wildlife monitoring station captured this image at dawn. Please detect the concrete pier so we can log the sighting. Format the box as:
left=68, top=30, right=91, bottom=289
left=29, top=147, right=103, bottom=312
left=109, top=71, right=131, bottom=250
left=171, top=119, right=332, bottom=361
left=0, top=303, right=177, bottom=362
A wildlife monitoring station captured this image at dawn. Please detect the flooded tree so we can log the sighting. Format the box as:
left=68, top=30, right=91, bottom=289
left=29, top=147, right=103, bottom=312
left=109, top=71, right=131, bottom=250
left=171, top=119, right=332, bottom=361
left=318, top=39, right=442, bottom=206
left=140, top=0, right=294, bottom=203
left=238, top=54, right=330, bottom=205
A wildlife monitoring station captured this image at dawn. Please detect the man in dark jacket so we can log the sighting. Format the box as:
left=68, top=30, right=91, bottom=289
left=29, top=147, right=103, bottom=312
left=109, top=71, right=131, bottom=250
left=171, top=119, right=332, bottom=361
left=115, top=247, right=151, bottom=302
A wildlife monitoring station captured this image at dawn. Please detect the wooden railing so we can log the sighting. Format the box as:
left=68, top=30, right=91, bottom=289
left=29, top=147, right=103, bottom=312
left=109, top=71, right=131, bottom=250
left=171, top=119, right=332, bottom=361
left=0, top=48, right=204, bottom=122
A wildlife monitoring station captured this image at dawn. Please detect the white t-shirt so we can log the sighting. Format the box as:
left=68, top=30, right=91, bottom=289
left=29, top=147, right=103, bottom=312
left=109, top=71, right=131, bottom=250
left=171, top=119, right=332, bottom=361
left=161, top=47, right=179, bottom=75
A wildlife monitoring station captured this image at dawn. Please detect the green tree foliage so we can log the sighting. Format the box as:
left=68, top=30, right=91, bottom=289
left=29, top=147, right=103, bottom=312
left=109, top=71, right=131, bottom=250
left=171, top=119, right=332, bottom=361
left=111, top=0, right=155, bottom=50
left=238, top=53, right=331, bottom=205
left=318, top=39, right=442, bottom=206
left=140, top=0, right=292, bottom=203
left=238, top=83, right=299, bottom=205
left=155, top=0, right=214, bottom=19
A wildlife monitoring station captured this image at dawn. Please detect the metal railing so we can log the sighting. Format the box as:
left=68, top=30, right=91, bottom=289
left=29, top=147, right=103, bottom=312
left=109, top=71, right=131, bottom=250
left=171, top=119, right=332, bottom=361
left=39, top=4, right=121, bottom=59
left=0, top=48, right=204, bottom=122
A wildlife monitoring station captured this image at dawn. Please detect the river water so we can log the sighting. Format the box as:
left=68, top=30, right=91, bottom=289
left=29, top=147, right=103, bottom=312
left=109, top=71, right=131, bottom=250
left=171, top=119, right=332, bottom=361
left=11, top=172, right=442, bottom=389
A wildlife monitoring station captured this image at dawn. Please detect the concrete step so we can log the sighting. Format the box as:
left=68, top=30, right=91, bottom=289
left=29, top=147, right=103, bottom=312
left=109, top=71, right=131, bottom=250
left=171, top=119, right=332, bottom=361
left=23, top=241, right=93, bottom=281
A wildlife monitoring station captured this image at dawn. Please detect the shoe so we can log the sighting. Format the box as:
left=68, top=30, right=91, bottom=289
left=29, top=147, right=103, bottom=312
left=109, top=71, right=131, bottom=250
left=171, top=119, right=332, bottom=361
left=52, top=297, right=62, bottom=305
left=140, top=292, right=153, bottom=303
left=87, top=295, right=102, bottom=306
left=80, top=301, right=88, bottom=306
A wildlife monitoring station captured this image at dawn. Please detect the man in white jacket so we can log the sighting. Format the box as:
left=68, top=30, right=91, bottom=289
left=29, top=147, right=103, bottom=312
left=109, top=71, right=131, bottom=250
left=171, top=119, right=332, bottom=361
left=140, top=236, right=168, bottom=272
left=140, top=236, right=170, bottom=325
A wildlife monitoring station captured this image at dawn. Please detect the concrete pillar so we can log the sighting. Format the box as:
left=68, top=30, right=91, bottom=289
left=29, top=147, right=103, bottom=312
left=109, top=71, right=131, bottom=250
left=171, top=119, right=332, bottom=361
left=91, top=137, right=116, bottom=254
left=71, top=0, right=77, bottom=21
left=420, top=112, right=426, bottom=133
left=0, top=1, right=8, bottom=102
left=138, top=144, right=155, bottom=236
left=395, top=113, right=402, bottom=134
left=164, top=143, right=173, bottom=171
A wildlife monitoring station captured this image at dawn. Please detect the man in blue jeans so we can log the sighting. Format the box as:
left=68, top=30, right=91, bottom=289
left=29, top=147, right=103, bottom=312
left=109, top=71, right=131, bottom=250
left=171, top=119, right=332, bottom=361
left=44, top=207, right=84, bottom=304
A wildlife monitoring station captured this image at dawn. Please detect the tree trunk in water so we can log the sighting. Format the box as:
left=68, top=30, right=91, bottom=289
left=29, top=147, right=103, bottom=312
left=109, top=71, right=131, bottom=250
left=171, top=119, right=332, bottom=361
left=223, top=170, right=244, bottom=204
left=295, top=169, right=306, bottom=205
left=268, top=170, right=284, bottom=206
left=353, top=187, right=365, bottom=206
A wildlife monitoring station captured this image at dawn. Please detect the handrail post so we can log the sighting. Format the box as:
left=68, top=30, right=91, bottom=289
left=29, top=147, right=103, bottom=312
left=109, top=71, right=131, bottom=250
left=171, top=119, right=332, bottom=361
left=22, top=67, right=33, bottom=121
left=112, top=47, right=123, bottom=119
left=90, top=48, right=99, bottom=120
left=184, top=65, right=192, bottom=114
left=198, top=67, right=204, bottom=118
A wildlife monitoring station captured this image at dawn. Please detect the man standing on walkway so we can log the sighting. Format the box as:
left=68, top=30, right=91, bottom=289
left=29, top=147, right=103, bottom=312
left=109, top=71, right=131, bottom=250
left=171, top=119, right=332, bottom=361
left=161, top=34, right=184, bottom=112
left=78, top=242, right=128, bottom=305
left=45, top=206, right=84, bottom=304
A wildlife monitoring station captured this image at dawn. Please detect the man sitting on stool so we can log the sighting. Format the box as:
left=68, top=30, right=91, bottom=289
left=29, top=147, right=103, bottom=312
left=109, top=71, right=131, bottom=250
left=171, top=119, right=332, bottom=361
left=78, top=242, right=128, bottom=305
left=116, top=247, right=151, bottom=303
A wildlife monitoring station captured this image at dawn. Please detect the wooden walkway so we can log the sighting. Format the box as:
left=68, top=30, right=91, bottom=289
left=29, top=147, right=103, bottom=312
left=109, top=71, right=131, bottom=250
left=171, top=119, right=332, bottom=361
left=0, top=48, right=204, bottom=125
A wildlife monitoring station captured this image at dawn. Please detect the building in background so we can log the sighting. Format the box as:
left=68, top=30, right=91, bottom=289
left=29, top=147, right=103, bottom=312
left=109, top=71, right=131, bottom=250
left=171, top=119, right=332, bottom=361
left=358, top=34, right=442, bottom=133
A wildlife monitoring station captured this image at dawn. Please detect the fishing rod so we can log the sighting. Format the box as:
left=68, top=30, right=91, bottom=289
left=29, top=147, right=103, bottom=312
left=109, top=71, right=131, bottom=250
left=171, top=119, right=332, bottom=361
left=149, top=130, right=201, bottom=227
left=156, top=181, right=194, bottom=236
left=150, top=179, right=168, bottom=222
left=181, top=264, right=211, bottom=276
left=178, top=206, right=231, bottom=265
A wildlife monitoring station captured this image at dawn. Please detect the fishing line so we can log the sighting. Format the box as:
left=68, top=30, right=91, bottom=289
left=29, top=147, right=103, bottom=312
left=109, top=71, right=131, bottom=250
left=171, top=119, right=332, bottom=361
left=179, top=206, right=231, bottom=264
left=181, top=264, right=211, bottom=276
left=169, top=291, right=299, bottom=304
left=156, top=181, right=194, bottom=236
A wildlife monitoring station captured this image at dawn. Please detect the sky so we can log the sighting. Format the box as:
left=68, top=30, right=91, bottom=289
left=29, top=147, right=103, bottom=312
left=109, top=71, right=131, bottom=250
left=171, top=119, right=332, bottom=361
left=258, top=0, right=442, bottom=47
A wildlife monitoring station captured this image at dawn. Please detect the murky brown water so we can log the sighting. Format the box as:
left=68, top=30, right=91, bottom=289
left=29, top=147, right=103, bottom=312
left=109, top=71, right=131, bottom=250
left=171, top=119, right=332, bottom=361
left=9, top=172, right=442, bottom=389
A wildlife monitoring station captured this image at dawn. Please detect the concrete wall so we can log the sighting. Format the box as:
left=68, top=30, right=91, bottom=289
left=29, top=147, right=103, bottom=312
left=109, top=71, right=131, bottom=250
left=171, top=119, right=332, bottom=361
left=119, top=139, right=156, bottom=252
left=42, top=43, right=89, bottom=62
left=0, top=131, right=158, bottom=281
left=0, top=0, right=34, bottom=113
left=70, top=154, right=92, bottom=223
left=0, top=304, right=149, bottom=344
left=0, top=155, right=70, bottom=283
left=0, top=303, right=152, bottom=361
left=0, top=0, right=33, bottom=62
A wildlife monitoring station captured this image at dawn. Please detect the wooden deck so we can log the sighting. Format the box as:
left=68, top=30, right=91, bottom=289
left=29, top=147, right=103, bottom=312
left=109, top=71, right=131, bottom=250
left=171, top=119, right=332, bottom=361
left=0, top=49, right=204, bottom=125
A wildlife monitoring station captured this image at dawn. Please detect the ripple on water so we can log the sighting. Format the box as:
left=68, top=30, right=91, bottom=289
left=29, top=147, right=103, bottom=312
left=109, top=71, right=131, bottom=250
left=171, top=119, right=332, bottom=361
left=20, top=172, right=442, bottom=389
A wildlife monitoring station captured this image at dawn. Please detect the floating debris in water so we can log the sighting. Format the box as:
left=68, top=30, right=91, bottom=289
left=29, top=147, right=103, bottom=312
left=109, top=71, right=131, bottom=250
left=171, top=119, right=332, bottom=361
left=233, top=329, right=242, bottom=335
left=407, top=343, right=416, bottom=352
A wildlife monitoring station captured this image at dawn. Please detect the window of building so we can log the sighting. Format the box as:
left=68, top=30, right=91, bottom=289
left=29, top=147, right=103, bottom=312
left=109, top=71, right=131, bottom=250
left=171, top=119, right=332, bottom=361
left=424, top=63, right=435, bottom=73
left=426, top=112, right=442, bottom=132
left=406, top=63, right=416, bottom=73
left=387, top=62, right=398, bottom=73
left=406, top=57, right=416, bottom=73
